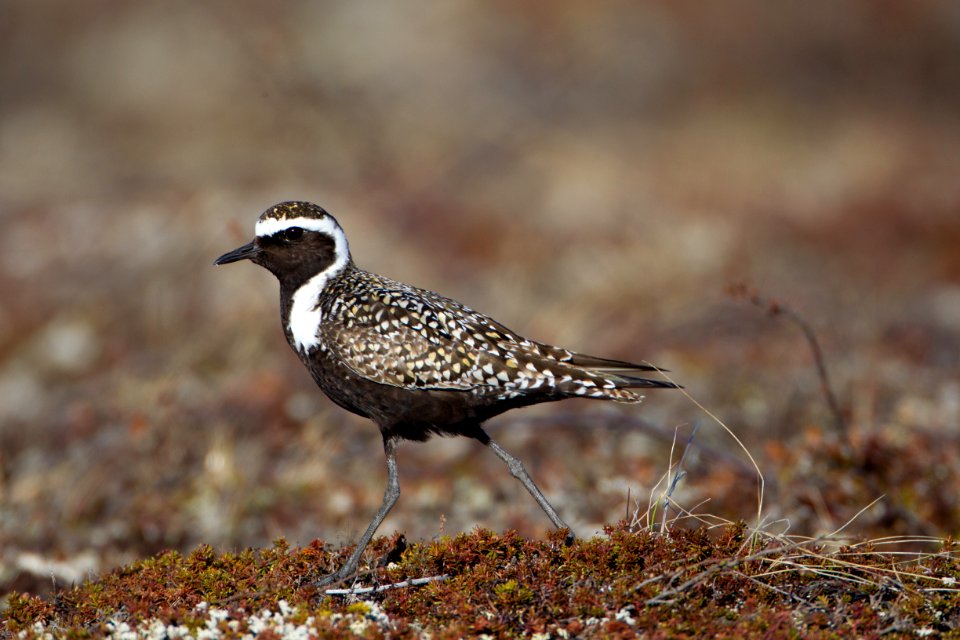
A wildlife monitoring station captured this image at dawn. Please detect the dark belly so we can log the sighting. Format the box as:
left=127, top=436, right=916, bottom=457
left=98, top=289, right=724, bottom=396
left=300, top=349, right=553, bottom=442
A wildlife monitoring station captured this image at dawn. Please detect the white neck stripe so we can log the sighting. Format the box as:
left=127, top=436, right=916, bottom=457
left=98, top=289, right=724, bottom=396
left=256, top=215, right=352, bottom=354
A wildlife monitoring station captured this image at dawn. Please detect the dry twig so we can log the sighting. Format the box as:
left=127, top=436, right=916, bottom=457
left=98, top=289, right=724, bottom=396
left=728, top=282, right=848, bottom=437
left=325, top=574, right=448, bottom=596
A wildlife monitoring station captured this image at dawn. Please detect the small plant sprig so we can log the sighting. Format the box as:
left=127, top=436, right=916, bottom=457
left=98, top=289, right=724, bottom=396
left=728, top=281, right=849, bottom=438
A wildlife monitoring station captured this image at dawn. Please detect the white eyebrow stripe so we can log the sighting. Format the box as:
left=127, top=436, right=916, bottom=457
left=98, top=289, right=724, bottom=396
left=255, top=215, right=343, bottom=239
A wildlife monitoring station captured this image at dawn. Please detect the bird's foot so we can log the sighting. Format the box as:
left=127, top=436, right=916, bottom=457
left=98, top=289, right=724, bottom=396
left=563, top=529, right=576, bottom=546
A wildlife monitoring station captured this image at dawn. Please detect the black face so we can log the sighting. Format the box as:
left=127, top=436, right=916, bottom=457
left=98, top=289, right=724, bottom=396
left=214, top=226, right=340, bottom=289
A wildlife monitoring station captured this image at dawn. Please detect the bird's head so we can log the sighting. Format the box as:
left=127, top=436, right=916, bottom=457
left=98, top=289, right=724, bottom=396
left=214, top=201, right=352, bottom=288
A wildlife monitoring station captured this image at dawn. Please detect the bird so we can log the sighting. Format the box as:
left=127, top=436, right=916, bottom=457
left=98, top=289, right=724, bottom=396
left=214, top=200, right=677, bottom=586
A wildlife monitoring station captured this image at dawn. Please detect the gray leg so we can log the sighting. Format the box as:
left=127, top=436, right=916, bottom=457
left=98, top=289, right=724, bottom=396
left=487, top=438, right=574, bottom=543
left=316, top=437, right=401, bottom=587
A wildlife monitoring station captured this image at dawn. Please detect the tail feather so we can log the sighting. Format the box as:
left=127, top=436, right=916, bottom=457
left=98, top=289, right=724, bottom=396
left=565, top=352, right=667, bottom=373
left=566, top=352, right=680, bottom=390
left=607, top=373, right=680, bottom=389
left=604, top=388, right=646, bottom=403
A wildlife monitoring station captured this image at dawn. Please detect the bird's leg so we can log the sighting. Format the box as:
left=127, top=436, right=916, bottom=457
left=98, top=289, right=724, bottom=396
left=316, top=436, right=401, bottom=587
left=487, top=438, right=575, bottom=544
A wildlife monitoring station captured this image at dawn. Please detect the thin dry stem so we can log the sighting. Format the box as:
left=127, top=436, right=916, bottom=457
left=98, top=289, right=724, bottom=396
left=325, top=574, right=448, bottom=596
left=729, top=282, right=848, bottom=437
left=647, top=363, right=766, bottom=531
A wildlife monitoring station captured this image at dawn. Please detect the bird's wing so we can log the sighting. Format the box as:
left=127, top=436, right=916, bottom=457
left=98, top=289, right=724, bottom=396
left=322, top=284, right=527, bottom=391
left=322, top=282, right=673, bottom=399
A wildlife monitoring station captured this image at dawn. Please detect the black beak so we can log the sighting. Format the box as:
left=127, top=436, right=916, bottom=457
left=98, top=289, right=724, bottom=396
left=214, top=240, right=261, bottom=265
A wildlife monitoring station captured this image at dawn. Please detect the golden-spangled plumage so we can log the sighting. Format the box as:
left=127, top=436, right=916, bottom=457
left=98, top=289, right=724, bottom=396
left=320, top=268, right=655, bottom=403
left=215, top=200, right=677, bottom=587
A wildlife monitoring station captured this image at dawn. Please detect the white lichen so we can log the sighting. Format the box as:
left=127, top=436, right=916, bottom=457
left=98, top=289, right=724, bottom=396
left=20, top=598, right=393, bottom=640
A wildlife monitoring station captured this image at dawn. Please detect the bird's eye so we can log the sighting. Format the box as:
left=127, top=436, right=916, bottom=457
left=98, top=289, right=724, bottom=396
left=283, top=227, right=304, bottom=241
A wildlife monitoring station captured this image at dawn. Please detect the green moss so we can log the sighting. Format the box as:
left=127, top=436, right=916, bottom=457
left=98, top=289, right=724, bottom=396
left=345, top=601, right=372, bottom=615
left=5, top=525, right=960, bottom=638
left=493, top=579, right=534, bottom=607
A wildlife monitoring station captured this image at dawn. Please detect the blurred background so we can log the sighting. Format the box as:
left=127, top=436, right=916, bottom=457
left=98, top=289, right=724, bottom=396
left=2, top=1, right=959, bottom=597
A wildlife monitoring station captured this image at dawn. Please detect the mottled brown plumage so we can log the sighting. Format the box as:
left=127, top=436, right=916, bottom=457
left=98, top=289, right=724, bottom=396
left=215, top=200, right=677, bottom=586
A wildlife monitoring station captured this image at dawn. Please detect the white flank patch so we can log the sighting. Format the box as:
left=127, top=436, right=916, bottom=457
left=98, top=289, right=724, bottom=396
left=256, top=215, right=351, bottom=354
